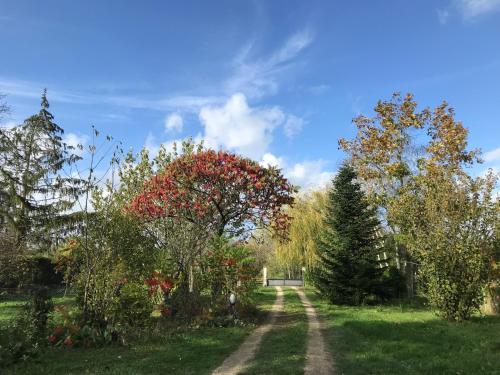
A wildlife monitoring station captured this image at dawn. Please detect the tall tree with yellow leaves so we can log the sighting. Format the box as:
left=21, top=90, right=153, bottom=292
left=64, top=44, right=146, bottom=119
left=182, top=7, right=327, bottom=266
left=339, top=93, right=481, bottom=297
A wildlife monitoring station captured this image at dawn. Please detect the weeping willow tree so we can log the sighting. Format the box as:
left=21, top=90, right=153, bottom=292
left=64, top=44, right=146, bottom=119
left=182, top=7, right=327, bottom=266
left=274, top=190, right=328, bottom=279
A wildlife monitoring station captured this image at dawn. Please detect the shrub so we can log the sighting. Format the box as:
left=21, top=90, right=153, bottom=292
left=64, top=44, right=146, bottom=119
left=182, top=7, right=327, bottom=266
left=391, top=169, right=498, bottom=320
left=0, top=234, right=30, bottom=288
left=113, top=282, right=154, bottom=327
left=29, top=256, right=63, bottom=286
left=379, top=266, right=407, bottom=300
left=46, top=323, right=117, bottom=348
left=200, top=237, right=259, bottom=314
left=0, top=242, right=62, bottom=288
left=0, top=287, right=53, bottom=366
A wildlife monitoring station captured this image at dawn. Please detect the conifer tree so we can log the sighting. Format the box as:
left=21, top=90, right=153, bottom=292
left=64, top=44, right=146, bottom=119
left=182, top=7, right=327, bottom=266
left=314, top=163, right=382, bottom=305
left=0, top=90, right=84, bottom=249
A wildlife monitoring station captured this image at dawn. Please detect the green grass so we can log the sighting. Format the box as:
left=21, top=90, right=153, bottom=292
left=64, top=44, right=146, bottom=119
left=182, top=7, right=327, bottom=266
left=241, top=287, right=308, bottom=375
left=6, top=327, right=253, bottom=375
left=6, top=286, right=497, bottom=374
left=3, top=288, right=277, bottom=375
left=0, top=300, right=24, bottom=323
left=306, top=289, right=500, bottom=375
left=251, top=286, right=279, bottom=316
left=0, top=295, right=74, bottom=325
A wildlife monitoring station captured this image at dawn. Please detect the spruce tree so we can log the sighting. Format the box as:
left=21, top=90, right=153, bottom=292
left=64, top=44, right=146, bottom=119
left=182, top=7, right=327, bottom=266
left=313, top=163, right=382, bottom=305
left=0, top=90, right=84, bottom=249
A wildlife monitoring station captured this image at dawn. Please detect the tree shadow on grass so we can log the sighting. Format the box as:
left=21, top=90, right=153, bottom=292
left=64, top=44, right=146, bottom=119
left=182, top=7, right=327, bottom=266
left=323, top=315, right=500, bottom=375
left=240, top=312, right=308, bottom=375
left=6, top=326, right=253, bottom=375
left=6, top=289, right=280, bottom=375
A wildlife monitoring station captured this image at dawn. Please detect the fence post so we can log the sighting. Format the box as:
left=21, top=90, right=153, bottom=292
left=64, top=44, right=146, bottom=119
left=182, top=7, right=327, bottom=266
left=262, top=267, right=267, bottom=287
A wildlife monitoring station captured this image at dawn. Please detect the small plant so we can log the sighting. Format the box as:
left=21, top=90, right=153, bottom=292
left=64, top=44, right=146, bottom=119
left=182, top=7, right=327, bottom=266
left=200, top=236, right=259, bottom=316
left=0, top=287, right=53, bottom=366
left=46, top=323, right=118, bottom=348
left=115, top=281, right=155, bottom=327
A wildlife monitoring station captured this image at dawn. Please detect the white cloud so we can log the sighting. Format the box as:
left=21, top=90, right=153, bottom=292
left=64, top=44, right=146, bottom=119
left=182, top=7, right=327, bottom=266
left=260, top=152, right=334, bottom=190
left=437, top=8, right=451, bottom=24
left=102, top=113, right=128, bottom=121
left=457, top=0, right=500, bottom=18
left=1, top=29, right=312, bottom=114
left=144, top=132, right=161, bottom=157
left=144, top=132, right=185, bottom=158
left=288, top=160, right=334, bottom=190
left=143, top=131, right=206, bottom=159
left=283, top=115, right=305, bottom=139
left=165, top=113, right=184, bottom=133
left=63, top=133, right=89, bottom=155
left=307, top=84, right=330, bottom=95
left=160, top=95, right=224, bottom=111
left=273, top=30, right=314, bottom=63
left=436, top=1, right=500, bottom=23
left=225, top=30, right=314, bottom=99
left=484, top=147, right=500, bottom=162
left=260, top=153, right=284, bottom=168
left=199, top=93, right=285, bottom=159
left=0, top=76, right=224, bottom=113
left=0, top=120, right=17, bottom=129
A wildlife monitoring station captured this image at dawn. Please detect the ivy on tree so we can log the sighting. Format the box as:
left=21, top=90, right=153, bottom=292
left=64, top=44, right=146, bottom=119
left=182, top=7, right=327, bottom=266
left=314, top=163, right=383, bottom=305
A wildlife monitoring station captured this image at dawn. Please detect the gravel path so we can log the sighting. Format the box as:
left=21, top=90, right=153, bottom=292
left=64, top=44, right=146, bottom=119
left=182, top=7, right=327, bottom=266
left=293, top=287, right=335, bottom=375
left=211, top=286, right=284, bottom=375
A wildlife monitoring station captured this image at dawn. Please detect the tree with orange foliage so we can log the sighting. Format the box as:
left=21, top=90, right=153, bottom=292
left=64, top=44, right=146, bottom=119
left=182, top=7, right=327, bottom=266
left=339, top=92, right=482, bottom=298
left=129, top=149, right=295, bottom=238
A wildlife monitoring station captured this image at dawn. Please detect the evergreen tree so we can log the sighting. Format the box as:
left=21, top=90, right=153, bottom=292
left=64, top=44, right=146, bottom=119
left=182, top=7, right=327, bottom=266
left=313, top=163, right=382, bottom=305
left=0, top=90, right=84, bottom=249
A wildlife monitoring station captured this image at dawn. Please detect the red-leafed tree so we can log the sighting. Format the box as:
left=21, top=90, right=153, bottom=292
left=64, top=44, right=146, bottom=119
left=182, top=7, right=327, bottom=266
left=129, top=150, right=295, bottom=237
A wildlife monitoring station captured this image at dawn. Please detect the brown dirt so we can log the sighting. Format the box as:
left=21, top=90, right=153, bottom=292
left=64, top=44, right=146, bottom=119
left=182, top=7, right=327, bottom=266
left=211, top=286, right=284, bottom=375
left=293, top=287, right=335, bottom=375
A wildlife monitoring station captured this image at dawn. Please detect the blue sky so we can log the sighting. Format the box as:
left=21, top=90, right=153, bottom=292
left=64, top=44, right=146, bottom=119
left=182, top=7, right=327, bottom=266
left=1, top=0, right=500, bottom=189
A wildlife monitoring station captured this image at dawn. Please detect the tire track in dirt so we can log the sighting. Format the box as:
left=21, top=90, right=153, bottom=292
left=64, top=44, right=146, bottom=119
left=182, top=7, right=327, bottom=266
left=293, top=287, right=335, bottom=375
left=211, top=286, right=284, bottom=375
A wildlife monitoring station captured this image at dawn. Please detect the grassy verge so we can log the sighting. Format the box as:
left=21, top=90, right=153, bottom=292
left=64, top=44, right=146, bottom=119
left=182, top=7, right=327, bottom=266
left=306, top=288, right=500, bottom=375
left=3, top=287, right=277, bottom=375
left=241, top=287, right=308, bottom=375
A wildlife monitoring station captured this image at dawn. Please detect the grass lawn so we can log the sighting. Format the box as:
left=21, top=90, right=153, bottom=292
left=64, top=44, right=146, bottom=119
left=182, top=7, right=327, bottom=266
left=0, top=300, right=24, bottom=324
left=241, top=287, right=308, bottom=375
left=2, top=287, right=277, bottom=375
left=0, top=295, right=74, bottom=324
left=306, top=289, right=500, bottom=375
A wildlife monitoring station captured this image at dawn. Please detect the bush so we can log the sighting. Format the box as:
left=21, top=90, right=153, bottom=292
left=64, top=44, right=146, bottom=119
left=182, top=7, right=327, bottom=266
left=0, top=249, right=62, bottom=288
left=379, top=266, right=407, bottom=300
left=0, top=234, right=29, bottom=288
left=113, top=282, right=153, bottom=327
left=47, top=323, right=117, bottom=348
left=169, top=280, right=204, bottom=319
left=29, top=256, right=63, bottom=286
left=0, top=287, right=53, bottom=366
left=47, top=304, right=119, bottom=349
left=199, top=237, right=259, bottom=315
